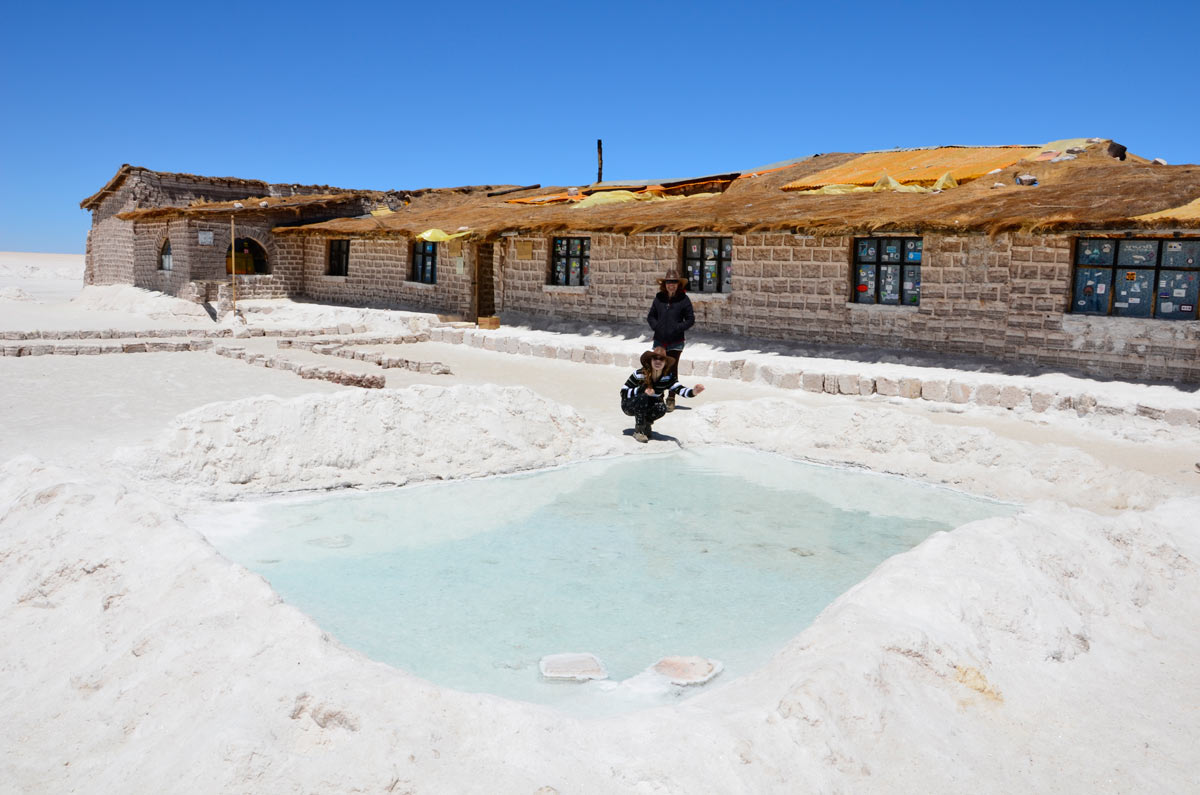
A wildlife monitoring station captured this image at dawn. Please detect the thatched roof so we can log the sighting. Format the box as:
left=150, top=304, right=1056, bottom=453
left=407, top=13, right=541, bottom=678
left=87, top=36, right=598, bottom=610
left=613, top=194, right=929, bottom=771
left=80, top=164, right=359, bottom=210
left=273, top=141, right=1200, bottom=241
left=116, top=192, right=375, bottom=221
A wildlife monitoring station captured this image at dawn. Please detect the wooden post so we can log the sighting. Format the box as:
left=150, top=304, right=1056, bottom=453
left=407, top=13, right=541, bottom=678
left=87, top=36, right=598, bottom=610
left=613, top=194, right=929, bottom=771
left=597, top=139, right=603, bottom=183
left=229, top=215, right=237, bottom=311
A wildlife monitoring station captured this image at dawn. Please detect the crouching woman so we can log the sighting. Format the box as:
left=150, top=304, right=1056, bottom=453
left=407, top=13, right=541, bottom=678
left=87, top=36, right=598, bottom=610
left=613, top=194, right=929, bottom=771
left=620, top=346, right=705, bottom=442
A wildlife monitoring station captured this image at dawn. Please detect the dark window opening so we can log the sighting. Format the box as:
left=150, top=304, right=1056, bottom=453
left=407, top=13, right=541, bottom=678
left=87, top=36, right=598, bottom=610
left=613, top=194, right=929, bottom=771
left=159, top=239, right=172, bottom=271
left=328, top=239, right=350, bottom=277
left=550, top=237, right=590, bottom=286
left=226, top=238, right=270, bottom=275
left=1072, top=238, right=1198, bottom=320
left=412, top=240, right=437, bottom=284
left=854, top=237, right=922, bottom=306
left=682, top=236, right=733, bottom=293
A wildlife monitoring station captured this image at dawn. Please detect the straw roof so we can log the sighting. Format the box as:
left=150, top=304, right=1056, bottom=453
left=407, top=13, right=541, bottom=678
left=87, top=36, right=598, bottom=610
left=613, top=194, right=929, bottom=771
left=274, top=141, right=1200, bottom=241
left=116, top=192, right=375, bottom=221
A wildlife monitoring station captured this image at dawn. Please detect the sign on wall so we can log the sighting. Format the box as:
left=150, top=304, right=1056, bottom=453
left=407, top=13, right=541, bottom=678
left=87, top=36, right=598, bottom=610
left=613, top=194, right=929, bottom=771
left=197, top=231, right=214, bottom=246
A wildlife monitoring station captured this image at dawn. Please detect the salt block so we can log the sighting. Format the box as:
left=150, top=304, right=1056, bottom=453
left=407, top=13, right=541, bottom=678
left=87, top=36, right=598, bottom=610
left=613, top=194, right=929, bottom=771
left=539, top=653, right=608, bottom=681
left=652, top=656, right=723, bottom=686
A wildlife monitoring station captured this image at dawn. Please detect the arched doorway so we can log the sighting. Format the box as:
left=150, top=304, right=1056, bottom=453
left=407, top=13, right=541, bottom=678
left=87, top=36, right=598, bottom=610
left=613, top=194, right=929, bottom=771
left=225, top=237, right=270, bottom=274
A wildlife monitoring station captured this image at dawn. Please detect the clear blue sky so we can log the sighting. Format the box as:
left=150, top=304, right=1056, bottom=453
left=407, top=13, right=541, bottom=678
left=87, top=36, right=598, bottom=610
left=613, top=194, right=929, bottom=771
left=2, top=0, right=1198, bottom=253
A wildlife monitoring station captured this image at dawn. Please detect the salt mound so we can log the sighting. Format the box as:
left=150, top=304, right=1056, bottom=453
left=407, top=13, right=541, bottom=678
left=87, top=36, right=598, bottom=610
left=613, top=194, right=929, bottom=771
left=229, top=299, right=434, bottom=332
left=676, top=399, right=1189, bottom=511
left=0, top=286, right=35, bottom=301
left=72, top=284, right=210, bottom=319
left=113, top=384, right=622, bottom=499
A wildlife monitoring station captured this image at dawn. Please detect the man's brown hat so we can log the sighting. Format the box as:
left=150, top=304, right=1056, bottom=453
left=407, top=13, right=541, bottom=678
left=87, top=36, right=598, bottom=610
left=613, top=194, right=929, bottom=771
left=657, top=268, right=689, bottom=291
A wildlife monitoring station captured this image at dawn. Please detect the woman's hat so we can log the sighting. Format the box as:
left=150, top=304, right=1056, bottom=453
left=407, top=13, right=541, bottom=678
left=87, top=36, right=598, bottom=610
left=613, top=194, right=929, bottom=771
left=640, top=345, right=676, bottom=370
left=657, top=268, right=689, bottom=290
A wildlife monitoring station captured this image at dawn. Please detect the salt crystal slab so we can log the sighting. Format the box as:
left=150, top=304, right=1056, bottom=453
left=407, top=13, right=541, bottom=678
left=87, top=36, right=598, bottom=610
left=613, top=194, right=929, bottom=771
left=652, top=656, right=723, bottom=686
left=538, top=653, right=608, bottom=681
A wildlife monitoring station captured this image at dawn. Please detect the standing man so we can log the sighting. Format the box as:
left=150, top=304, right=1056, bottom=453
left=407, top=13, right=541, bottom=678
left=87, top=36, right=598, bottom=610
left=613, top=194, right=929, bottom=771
left=646, top=269, right=695, bottom=412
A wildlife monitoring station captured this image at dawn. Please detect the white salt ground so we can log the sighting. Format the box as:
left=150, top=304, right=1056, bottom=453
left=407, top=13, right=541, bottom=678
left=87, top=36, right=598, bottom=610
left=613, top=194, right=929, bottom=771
left=2, top=252, right=1198, bottom=792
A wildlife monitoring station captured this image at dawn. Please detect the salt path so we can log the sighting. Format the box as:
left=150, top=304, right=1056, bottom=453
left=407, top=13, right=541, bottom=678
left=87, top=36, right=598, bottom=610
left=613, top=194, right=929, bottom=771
left=2, top=252, right=1198, bottom=793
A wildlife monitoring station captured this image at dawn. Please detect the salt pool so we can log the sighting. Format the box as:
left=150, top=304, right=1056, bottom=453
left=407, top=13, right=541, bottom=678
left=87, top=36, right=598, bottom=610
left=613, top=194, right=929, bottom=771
left=198, top=447, right=1016, bottom=716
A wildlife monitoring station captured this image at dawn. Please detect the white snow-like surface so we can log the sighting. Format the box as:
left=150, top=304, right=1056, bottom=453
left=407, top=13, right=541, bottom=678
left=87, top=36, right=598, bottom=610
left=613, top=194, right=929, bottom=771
left=2, top=251, right=1199, bottom=792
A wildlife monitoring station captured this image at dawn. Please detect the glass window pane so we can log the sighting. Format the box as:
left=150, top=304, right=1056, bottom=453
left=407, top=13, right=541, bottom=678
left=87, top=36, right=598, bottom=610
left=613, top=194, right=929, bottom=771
left=855, top=264, right=876, bottom=303
left=685, top=260, right=701, bottom=288
left=1116, top=240, right=1158, bottom=268
left=1113, top=269, right=1154, bottom=317
left=880, top=239, right=902, bottom=263
left=552, top=257, right=566, bottom=285
left=1076, top=239, right=1115, bottom=266
left=1072, top=268, right=1111, bottom=314
left=904, top=239, right=923, bottom=263
left=856, top=239, right=878, bottom=263
left=1156, top=270, right=1199, bottom=320
left=722, top=259, right=732, bottom=292
left=704, top=238, right=719, bottom=261
left=879, top=264, right=901, bottom=304
left=568, top=257, right=581, bottom=285
left=703, top=256, right=718, bottom=292
left=721, top=238, right=733, bottom=259
left=902, top=264, right=921, bottom=305
left=581, top=238, right=590, bottom=255
left=1162, top=240, right=1200, bottom=269
left=686, top=238, right=702, bottom=258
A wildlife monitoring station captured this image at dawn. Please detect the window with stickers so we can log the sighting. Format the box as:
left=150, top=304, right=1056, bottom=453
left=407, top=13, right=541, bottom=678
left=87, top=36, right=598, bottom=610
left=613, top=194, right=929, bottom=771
left=682, top=237, right=733, bottom=293
left=1072, top=238, right=1199, bottom=320
left=853, top=238, right=922, bottom=305
left=550, top=237, right=590, bottom=286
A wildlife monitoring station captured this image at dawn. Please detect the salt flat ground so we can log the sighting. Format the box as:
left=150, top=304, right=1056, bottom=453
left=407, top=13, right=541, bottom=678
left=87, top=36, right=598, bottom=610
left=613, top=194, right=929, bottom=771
left=1, top=252, right=1198, bottom=793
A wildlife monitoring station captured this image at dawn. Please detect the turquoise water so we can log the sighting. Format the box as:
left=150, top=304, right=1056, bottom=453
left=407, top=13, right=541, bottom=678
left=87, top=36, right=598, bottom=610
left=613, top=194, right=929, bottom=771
left=199, top=447, right=1015, bottom=716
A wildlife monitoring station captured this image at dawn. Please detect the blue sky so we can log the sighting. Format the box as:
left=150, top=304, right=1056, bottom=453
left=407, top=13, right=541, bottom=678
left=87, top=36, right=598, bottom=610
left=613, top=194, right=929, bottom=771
left=2, top=0, right=1198, bottom=253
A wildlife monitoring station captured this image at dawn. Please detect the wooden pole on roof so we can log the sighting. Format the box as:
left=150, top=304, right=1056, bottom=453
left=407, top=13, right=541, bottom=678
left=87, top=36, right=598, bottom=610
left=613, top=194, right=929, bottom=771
left=230, top=214, right=238, bottom=311
left=597, top=139, right=603, bottom=183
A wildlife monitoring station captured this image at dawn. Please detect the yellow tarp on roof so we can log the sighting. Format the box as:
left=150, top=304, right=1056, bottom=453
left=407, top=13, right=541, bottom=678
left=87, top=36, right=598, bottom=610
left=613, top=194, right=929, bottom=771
left=782, top=146, right=1040, bottom=191
left=416, top=228, right=470, bottom=242
left=1133, top=196, right=1200, bottom=223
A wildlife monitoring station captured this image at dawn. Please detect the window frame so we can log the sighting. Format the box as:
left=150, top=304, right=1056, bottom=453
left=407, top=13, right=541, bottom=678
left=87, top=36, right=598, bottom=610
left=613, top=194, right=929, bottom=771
left=682, top=236, right=733, bottom=294
left=549, top=236, right=591, bottom=286
left=328, top=239, right=350, bottom=277
left=852, top=237, right=922, bottom=306
left=411, top=240, right=437, bottom=284
left=1071, top=237, right=1199, bottom=321
left=159, top=239, right=172, bottom=271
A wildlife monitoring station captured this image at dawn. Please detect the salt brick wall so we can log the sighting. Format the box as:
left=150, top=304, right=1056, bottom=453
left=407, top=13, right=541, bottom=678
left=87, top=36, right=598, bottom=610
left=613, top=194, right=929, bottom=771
left=295, top=236, right=473, bottom=316
left=84, top=188, right=137, bottom=285
left=495, top=230, right=1200, bottom=383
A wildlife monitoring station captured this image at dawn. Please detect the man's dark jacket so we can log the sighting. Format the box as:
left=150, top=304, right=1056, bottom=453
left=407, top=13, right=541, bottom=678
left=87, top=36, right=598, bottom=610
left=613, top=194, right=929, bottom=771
left=647, top=290, right=695, bottom=349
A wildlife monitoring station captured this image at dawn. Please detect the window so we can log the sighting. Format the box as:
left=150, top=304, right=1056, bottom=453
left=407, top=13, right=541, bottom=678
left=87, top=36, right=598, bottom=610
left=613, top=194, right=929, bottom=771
left=683, top=237, right=733, bottom=293
left=159, top=239, right=172, bottom=271
left=1072, top=238, right=1198, bottom=320
left=411, top=240, right=437, bottom=284
left=550, top=237, right=590, bottom=286
left=328, top=239, right=350, bottom=277
left=853, top=237, right=922, bottom=305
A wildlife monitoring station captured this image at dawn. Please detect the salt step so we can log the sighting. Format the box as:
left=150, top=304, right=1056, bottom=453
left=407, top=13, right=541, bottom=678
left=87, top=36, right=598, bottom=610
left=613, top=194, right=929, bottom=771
left=651, top=656, right=723, bottom=686
left=538, top=653, right=608, bottom=681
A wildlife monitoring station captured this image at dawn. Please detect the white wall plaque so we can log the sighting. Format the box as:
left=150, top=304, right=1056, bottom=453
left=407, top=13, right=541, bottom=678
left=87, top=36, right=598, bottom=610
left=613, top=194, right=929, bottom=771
left=198, top=231, right=214, bottom=246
